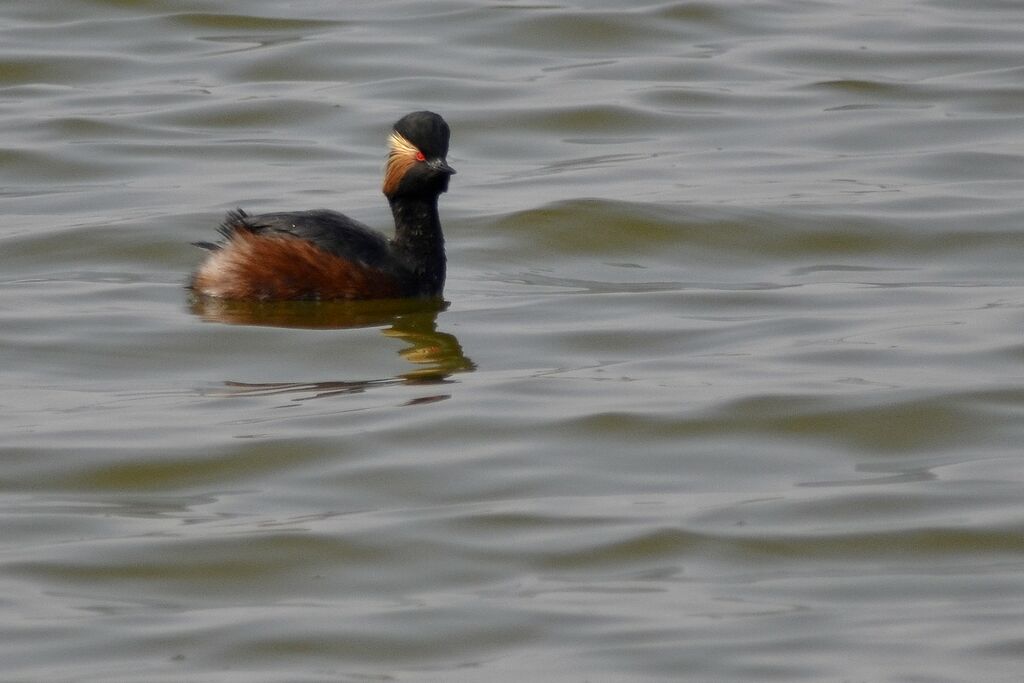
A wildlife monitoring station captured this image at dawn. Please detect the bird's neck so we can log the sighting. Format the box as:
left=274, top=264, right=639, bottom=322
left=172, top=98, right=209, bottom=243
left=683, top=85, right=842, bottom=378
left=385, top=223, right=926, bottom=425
left=389, top=194, right=446, bottom=295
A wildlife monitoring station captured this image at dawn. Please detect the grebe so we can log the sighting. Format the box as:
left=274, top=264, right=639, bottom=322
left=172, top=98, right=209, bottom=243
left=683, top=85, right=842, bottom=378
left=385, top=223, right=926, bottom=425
left=189, top=111, right=455, bottom=301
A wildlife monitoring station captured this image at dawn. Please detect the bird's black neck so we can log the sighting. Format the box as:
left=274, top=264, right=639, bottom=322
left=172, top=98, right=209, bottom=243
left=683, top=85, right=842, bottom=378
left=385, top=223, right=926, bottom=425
left=389, top=194, right=446, bottom=296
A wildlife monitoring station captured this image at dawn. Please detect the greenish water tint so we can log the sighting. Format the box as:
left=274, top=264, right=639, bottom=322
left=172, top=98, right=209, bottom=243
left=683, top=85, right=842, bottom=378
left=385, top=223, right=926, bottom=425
left=3, top=0, right=1024, bottom=680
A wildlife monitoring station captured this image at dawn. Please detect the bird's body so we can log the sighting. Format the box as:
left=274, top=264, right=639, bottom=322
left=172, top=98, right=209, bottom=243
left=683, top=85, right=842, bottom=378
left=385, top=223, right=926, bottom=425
left=190, top=111, right=455, bottom=301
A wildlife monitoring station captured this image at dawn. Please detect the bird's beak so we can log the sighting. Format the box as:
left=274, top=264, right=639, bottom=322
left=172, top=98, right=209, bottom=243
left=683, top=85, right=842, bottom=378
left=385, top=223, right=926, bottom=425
left=430, top=158, right=456, bottom=175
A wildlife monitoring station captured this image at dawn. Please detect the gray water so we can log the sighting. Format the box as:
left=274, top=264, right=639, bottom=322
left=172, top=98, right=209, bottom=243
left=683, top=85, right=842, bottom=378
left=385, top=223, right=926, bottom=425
left=3, top=1, right=1024, bottom=680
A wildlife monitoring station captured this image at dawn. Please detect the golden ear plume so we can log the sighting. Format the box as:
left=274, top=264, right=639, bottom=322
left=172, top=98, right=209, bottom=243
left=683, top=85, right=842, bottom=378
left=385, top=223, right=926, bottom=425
left=383, top=132, right=421, bottom=196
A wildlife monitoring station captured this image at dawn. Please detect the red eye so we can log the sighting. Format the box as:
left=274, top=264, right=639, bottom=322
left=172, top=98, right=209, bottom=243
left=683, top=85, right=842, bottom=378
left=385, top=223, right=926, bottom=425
left=414, top=150, right=426, bottom=162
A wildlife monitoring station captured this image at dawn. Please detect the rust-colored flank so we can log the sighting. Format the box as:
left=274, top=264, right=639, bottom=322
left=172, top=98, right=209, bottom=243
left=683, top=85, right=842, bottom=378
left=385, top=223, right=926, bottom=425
left=190, top=229, right=401, bottom=301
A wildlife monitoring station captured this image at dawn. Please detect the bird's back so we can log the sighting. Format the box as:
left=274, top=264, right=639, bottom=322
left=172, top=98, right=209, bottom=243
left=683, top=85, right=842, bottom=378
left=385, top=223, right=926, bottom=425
left=190, top=209, right=411, bottom=300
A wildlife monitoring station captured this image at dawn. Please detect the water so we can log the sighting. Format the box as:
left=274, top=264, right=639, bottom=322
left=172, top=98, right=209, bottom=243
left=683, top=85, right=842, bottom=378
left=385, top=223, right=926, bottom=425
left=3, top=0, right=1024, bottom=680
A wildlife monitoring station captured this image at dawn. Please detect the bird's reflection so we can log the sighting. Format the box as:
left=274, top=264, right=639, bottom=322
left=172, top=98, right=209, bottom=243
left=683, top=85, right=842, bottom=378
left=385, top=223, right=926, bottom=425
left=189, top=297, right=475, bottom=398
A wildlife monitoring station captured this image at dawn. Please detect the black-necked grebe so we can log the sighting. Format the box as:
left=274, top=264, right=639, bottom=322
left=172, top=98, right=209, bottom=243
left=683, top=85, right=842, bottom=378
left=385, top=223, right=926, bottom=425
left=190, top=111, right=455, bottom=301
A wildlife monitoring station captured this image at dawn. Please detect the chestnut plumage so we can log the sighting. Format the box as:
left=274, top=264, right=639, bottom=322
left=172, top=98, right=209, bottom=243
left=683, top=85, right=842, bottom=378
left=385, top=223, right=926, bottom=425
left=190, top=111, right=455, bottom=301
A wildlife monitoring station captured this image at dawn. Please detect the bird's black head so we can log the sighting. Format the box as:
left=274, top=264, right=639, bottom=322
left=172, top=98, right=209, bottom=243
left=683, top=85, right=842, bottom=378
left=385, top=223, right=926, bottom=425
left=394, top=111, right=450, bottom=159
left=383, top=111, right=456, bottom=199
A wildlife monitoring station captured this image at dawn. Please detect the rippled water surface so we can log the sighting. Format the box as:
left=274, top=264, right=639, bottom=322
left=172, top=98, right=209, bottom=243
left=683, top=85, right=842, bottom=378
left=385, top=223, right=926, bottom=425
left=3, top=1, right=1024, bottom=680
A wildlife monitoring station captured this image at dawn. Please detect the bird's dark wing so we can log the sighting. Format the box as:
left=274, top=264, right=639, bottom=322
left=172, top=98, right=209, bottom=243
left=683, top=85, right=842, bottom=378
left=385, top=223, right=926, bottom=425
left=210, top=208, right=394, bottom=266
